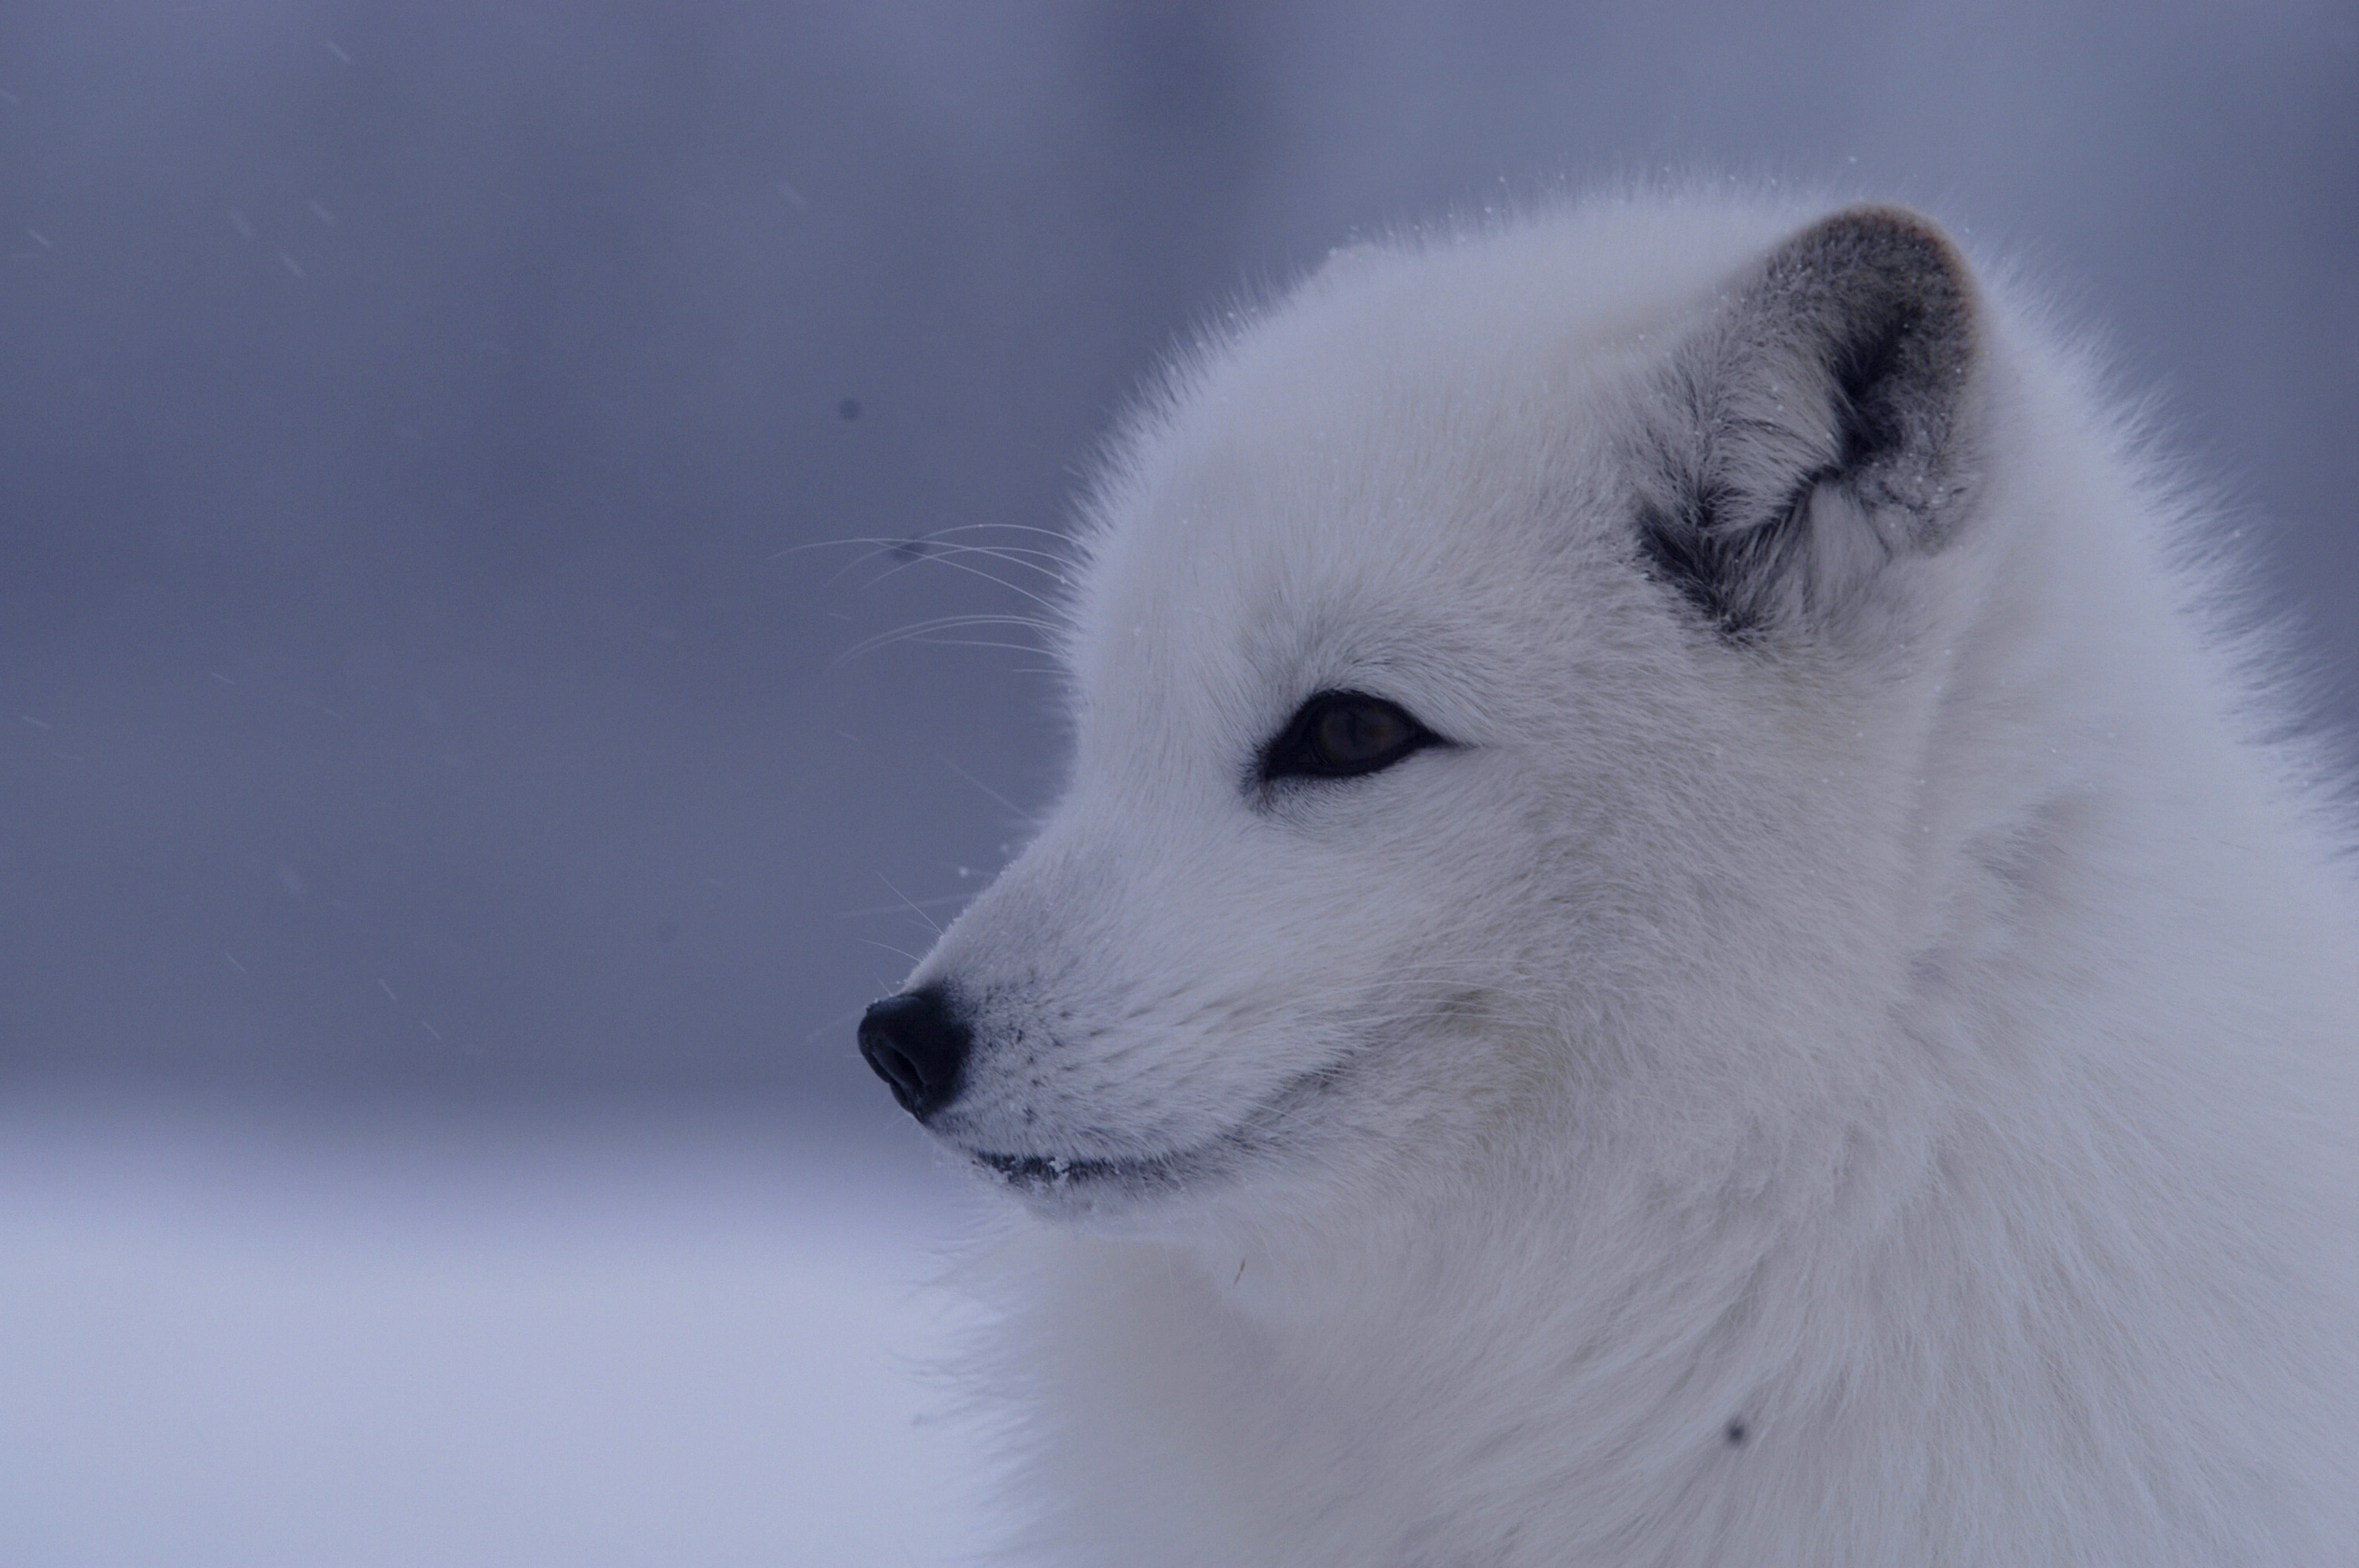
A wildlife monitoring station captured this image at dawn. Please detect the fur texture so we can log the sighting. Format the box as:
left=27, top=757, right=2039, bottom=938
left=869, top=194, right=2359, bottom=1566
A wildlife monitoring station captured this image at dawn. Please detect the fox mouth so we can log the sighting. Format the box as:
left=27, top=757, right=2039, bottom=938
left=970, top=1147, right=1194, bottom=1195
left=958, top=1062, right=1357, bottom=1204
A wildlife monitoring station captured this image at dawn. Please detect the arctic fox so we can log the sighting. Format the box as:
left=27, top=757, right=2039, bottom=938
left=858, top=196, right=2359, bottom=1566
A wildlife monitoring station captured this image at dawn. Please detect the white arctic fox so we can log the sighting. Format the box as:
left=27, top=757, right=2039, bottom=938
left=858, top=195, right=2359, bottom=1566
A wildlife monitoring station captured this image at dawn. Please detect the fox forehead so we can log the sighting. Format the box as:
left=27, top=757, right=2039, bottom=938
left=1064, top=202, right=1816, bottom=655
left=1065, top=467, right=1558, bottom=786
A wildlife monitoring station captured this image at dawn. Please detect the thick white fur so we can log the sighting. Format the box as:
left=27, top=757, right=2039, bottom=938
left=896, top=194, right=2359, bottom=1565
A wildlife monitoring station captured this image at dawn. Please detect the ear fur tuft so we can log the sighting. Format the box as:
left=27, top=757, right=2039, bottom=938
left=1634, top=205, right=1983, bottom=639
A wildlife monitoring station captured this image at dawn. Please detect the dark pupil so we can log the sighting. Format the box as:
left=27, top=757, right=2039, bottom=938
left=1315, top=701, right=1400, bottom=764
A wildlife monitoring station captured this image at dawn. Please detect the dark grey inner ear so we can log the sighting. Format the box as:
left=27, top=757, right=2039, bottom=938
left=1633, top=205, right=1983, bottom=638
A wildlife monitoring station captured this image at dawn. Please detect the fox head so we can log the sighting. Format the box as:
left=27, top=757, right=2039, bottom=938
left=861, top=202, right=1995, bottom=1233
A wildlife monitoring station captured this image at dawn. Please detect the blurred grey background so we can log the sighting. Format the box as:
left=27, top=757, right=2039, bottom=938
left=5, top=0, right=2355, bottom=1116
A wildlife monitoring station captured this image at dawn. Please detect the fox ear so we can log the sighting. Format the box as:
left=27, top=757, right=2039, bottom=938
left=1633, top=205, right=1983, bottom=638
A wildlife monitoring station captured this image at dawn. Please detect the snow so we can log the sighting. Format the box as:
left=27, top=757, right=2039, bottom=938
left=0, top=1098, right=998, bottom=1566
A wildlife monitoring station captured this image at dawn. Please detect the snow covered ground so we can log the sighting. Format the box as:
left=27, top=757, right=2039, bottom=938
left=0, top=1096, right=1000, bottom=1566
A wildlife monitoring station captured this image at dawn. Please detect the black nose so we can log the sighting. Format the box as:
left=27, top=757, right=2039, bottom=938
left=858, top=986, right=970, bottom=1120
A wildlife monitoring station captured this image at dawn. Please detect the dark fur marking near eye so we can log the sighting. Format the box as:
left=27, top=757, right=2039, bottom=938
left=1725, top=1419, right=1747, bottom=1446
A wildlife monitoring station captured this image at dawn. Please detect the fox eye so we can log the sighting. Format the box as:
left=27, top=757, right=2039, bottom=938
left=1259, top=691, right=1442, bottom=782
